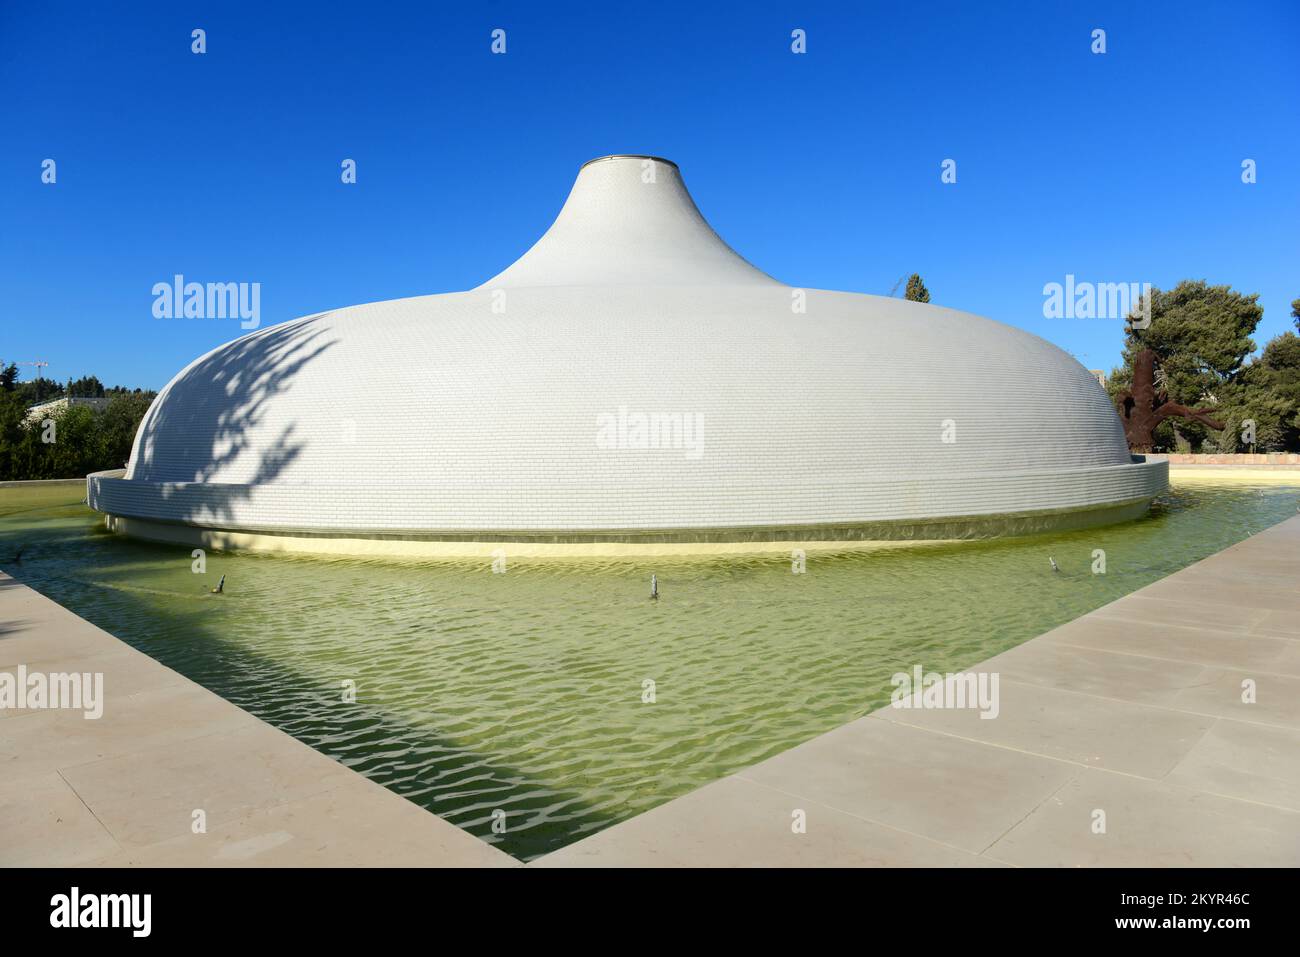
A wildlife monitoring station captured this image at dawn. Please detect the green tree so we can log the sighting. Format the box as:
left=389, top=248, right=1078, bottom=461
left=16, top=376, right=62, bottom=406
left=67, top=375, right=105, bottom=397
left=1212, top=332, right=1300, bottom=451
left=1292, top=297, right=1300, bottom=332
left=1115, top=281, right=1261, bottom=450
left=0, top=380, right=156, bottom=480
left=44, top=404, right=102, bottom=478
left=98, top=391, right=154, bottom=468
left=0, top=389, right=28, bottom=478
left=904, top=273, right=930, bottom=303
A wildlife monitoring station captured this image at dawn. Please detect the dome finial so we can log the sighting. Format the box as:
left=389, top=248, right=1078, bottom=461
left=478, top=156, right=778, bottom=288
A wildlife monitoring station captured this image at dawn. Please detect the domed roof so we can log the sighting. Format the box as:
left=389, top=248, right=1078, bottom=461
left=90, top=156, right=1165, bottom=551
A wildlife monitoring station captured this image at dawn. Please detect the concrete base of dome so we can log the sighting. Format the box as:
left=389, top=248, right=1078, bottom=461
left=98, top=497, right=1157, bottom=561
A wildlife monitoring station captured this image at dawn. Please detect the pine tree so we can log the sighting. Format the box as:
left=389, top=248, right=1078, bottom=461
left=904, top=273, right=930, bottom=303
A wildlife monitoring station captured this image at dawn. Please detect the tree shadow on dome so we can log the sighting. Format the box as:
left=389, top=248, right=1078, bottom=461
left=130, top=317, right=339, bottom=526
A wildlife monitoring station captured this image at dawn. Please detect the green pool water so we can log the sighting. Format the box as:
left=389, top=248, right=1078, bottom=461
left=1, top=479, right=1296, bottom=860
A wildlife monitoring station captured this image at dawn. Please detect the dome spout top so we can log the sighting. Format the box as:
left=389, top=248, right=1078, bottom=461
left=579, top=154, right=679, bottom=171
left=479, top=155, right=779, bottom=289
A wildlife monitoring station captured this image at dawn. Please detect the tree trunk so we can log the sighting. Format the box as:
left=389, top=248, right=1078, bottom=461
left=1113, top=349, right=1224, bottom=452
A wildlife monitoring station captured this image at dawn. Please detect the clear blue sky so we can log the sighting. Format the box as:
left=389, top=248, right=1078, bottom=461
left=2, top=0, right=1297, bottom=390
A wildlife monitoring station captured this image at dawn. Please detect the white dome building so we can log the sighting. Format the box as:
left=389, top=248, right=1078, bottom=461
left=89, top=155, right=1166, bottom=557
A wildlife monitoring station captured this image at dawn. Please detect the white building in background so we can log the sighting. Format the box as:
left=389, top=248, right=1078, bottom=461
left=25, top=395, right=110, bottom=425
left=88, top=155, right=1166, bottom=557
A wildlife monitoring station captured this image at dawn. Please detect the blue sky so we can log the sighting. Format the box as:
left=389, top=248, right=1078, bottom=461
left=2, top=0, right=1297, bottom=389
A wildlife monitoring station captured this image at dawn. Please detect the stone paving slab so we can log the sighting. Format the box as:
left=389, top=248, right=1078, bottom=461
left=0, top=772, right=121, bottom=867
left=2, top=684, right=258, bottom=781
left=1038, top=614, right=1296, bottom=673
left=0, top=647, right=191, bottom=719
left=1091, top=593, right=1273, bottom=635
left=1142, top=576, right=1300, bottom=613
left=984, top=769, right=1300, bottom=868
left=83, top=778, right=506, bottom=868
left=736, top=719, right=1078, bottom=854
left=0, top=572, right=515, bottom=867
left=536, top=515, right=1300, bottom=867
left=531, top=774, right=1002, bottom=868
left=878, top=678, right=1216, bottom=778
left=1163, top=718, right=1300, bottom=812
left=1254, top=609, right=1300, bottom=640
left=59, top=721, right=364, bottom=848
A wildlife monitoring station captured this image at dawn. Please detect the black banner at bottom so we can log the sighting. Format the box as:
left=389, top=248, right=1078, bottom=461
left=0, top=866, right=1279, bottom=942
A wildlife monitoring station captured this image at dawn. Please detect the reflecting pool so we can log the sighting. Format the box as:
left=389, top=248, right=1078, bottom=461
left=1, top=477, right=1295, bottom=860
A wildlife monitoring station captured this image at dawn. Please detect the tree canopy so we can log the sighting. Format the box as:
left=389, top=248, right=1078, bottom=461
left=0, top=366, right=156, bottom=479
left=1210, top=331, right=1300, bottom=451
left=1109, top=282, right=1299, bottom=452
left=1120, top=281, right=1261, bottom=404
left=904, top=273, right=930, bottom=303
